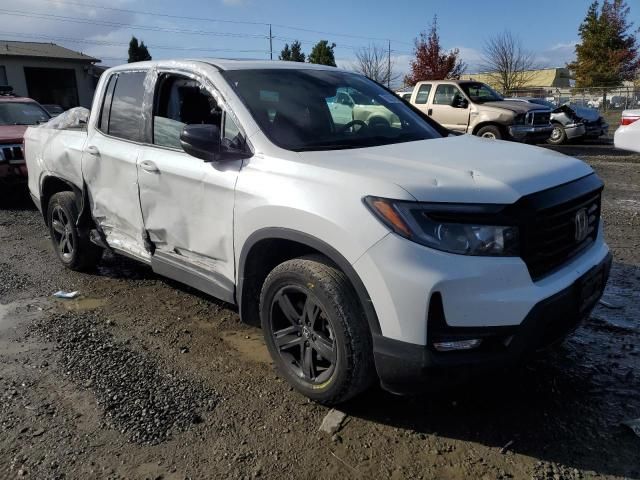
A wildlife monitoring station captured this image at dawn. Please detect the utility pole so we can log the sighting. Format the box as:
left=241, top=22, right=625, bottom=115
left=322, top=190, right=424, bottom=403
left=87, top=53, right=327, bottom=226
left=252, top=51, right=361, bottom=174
left=387, top=39, right=391, bottom=89
left=269, top=24, right=273, bottom=60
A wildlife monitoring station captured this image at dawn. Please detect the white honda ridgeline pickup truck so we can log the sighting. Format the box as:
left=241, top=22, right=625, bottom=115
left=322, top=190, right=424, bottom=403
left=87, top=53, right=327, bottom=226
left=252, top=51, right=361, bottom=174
left=25, top=60, right=611, bottom=404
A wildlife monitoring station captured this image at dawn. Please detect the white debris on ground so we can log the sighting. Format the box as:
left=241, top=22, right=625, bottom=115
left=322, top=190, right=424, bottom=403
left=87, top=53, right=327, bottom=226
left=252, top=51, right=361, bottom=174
left=319, top=409, right=347, bottom=435
left=52, top=291, right=80, bottom=299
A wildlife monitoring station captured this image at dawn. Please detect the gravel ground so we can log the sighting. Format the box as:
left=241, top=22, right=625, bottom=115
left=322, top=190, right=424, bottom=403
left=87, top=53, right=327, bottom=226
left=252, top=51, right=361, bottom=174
left=0, top=143, right=639, bottom=479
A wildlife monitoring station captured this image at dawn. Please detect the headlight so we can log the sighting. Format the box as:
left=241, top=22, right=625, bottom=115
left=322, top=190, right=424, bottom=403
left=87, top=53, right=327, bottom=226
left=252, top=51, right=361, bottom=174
left=513, top=113, right=526, bottom=125
left=364, top=196, right=519, bottom=256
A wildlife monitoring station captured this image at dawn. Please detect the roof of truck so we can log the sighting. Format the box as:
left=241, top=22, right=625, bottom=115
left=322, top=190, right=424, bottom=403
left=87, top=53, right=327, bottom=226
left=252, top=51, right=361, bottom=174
left=113, top=59, right=343, bottom=72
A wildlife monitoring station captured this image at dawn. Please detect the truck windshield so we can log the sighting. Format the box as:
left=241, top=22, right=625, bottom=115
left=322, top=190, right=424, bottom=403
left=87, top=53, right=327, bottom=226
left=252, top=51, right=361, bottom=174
left=222, top=69, right=441, bottom=152
left=460, top=83, right=503, bottom=103
left=0, top=102, right=50, bottom=126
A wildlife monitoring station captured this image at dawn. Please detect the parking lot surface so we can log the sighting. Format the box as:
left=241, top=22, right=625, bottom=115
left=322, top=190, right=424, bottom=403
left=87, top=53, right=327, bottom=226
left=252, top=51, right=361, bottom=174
left=0, top=142, right=639, bottom=479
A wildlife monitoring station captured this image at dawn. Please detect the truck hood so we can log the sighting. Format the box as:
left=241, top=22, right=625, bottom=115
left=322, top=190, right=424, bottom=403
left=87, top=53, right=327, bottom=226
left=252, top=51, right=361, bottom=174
left=300, top=134, right=594, bottom=204
left=0, top=125, right=27, bottom=144
left=481, top=100, right=547, bottom=114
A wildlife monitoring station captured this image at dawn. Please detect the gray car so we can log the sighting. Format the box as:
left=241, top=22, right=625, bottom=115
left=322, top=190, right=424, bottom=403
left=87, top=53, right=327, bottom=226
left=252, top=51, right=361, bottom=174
left=507, top=97, right=609, bottom=145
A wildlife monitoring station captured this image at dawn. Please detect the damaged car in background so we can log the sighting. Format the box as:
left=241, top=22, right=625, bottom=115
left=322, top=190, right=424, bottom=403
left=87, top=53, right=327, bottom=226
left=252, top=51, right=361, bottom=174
left=25, top=60, right=611, bottom=404
left=0, top=86, right=50, bottom=186
left=508, top=97, right=609, bottom=145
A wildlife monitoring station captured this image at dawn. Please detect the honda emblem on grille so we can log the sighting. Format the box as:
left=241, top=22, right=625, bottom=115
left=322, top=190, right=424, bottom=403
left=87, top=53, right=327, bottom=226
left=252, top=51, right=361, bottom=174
left=574, top=208, right=589, bottom=241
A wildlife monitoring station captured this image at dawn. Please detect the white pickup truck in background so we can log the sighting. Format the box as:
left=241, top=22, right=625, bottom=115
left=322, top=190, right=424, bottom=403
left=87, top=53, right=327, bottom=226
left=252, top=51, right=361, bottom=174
left=25, top=59, right=611, bottom=404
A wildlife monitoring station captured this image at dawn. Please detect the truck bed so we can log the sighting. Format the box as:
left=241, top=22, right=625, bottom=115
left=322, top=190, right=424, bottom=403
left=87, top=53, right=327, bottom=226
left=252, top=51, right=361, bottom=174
left=24, top=125, right=88, bottom=201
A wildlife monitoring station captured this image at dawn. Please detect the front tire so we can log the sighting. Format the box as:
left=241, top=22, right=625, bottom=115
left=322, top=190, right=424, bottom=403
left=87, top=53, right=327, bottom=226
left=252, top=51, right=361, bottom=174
left=47, top=191, right=102, bottom=271
left=476, top=125, right=502, bottom=140
left=260, top=255, right=375, bottom=404
left=547, top=123, right=567, bottom=145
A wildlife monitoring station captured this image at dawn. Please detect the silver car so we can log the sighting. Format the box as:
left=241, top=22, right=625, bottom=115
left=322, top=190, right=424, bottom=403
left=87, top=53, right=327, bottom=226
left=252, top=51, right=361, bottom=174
left=508, top=97, right=609, bottom=145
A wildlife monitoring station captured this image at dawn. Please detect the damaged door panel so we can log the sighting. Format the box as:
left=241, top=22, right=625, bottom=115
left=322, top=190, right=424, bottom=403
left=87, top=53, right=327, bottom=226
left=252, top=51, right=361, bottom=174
left=138, top=71, right=242, bottom=293
left=82, top=70, right=150, bottom=262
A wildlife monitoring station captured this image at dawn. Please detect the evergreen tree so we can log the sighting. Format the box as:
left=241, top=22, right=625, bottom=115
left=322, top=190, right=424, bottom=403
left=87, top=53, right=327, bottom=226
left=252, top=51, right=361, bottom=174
left=279, top=41, right=305, bottom=62
left=308, top=40, right=336, bottom=67
left=289, top=41, right=306, bottom=62
left=128, top=36, right=152, bottom=63
left=569, top=0, right=639, bottom=89
left=279, top=44, right=292, bottom=61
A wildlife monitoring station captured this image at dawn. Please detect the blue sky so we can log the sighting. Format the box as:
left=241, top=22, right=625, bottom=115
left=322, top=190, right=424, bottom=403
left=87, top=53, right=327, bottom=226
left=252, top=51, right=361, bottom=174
left=3, top=0, right=639, bottom=77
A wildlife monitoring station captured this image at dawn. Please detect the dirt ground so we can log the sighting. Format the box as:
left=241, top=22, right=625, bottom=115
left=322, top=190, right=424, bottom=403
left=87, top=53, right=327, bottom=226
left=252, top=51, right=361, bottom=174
left=0, top=142, right=639, bottom=480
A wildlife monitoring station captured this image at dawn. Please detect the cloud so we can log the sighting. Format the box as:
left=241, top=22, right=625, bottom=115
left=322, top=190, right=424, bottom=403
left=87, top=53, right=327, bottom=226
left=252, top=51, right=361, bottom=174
left=536, top=41, right=577, bottom=68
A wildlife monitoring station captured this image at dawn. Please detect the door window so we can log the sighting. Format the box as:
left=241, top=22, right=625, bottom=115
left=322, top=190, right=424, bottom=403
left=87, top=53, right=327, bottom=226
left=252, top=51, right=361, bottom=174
left=414, top=84, right=432, bottom=104
left=153, top=74, right=224, bottom=150
left=433, top=84, right=464, bottom=106
left=106, top=71, right=146, bottom=142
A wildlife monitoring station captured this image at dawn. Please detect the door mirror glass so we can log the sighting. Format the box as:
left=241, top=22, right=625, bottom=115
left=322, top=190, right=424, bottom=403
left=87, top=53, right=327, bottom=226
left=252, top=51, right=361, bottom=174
left=451, top=95, right=468, bottom=109
left=180, top=124, right=221, bottom=162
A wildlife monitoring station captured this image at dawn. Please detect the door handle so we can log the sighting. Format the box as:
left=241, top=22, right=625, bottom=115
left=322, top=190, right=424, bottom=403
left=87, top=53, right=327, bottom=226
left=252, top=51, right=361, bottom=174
left=140, top=160, right=159, bottom=173
left=86, top=145, right=99, bottom=156
left=427, top=108, right=433, bottom=116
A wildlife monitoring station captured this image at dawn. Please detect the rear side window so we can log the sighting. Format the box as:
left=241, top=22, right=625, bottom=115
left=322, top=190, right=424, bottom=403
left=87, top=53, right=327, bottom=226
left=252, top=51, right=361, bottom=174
left=106, top=71, right=146, bottom=142
left=414, top=84, right=432, bottom=104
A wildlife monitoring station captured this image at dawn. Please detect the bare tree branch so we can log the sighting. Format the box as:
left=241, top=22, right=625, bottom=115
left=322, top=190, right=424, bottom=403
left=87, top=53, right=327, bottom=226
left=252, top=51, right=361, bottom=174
left=479, top=31, right=538, bottom=93
left=352, top=44, right=401, bottom=87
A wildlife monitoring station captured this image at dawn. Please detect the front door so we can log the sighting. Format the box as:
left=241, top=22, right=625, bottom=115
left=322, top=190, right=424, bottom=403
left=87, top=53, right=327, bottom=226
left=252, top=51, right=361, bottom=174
left=83, top=70, right=149, bottom=261
left=137, top=71, right=244, bottom=296
left=429, top=84, right=470, bottom=132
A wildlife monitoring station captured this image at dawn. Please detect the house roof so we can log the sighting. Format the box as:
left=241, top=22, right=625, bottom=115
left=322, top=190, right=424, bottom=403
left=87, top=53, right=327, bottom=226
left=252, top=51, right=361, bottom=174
left=0, top=40, right=99, bottom=62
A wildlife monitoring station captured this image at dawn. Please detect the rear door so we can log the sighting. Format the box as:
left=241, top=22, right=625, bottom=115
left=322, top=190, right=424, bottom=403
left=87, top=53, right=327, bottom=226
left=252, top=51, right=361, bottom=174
left=83, top=70, right=149, bottom=261
left=136, top=70, right=244, bottom=301
left=410, top=83, right=432, bottom=114
left=429, top=84, right=470, bottom=132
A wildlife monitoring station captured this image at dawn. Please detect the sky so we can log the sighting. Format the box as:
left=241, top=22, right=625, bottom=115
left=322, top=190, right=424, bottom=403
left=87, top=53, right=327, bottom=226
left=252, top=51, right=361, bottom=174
left=2, top=0, right=639, bottom=80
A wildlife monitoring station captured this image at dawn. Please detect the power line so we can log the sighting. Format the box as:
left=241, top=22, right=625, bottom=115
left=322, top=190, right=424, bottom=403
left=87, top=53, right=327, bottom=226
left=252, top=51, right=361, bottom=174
left=0, top=9, right=268, bottom=39
left=0, top=31, right=270, bottom=54
left=36, top=0, right=413, bottom=45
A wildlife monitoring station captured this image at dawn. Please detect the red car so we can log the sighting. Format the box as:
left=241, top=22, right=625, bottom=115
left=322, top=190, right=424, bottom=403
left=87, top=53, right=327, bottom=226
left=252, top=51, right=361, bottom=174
left=0, top=89, right=51, bottom=184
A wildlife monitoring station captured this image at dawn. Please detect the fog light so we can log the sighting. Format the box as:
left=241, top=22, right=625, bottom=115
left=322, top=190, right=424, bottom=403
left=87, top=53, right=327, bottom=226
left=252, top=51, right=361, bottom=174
left=433, top=339, right=482, bottom=352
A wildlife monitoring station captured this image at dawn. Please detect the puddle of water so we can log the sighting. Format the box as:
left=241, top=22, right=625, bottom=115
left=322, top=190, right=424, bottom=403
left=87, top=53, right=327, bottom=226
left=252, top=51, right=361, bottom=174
left=54, top=297, right=107, bottom=312
left=0, top=299, right=45, bottom=329
left=220, top=331, right=272, bottom=364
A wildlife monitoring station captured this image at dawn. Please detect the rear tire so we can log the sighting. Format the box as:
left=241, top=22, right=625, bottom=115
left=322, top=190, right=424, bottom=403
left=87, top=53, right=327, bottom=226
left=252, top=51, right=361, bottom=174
left=47, top=191, right=102, bottom=271
left=476, top=125, right=502, bottom=140
left=259, top=255, right=375, bottom=405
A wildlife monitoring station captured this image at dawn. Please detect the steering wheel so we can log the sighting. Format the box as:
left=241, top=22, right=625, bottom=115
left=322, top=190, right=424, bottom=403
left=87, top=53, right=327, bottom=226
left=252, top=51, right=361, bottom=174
left=339, top=119, right=368, bottom=133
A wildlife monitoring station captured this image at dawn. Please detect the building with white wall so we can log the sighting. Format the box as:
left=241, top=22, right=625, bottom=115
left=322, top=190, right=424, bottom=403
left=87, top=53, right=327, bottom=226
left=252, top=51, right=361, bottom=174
left=0, top=40, right=101, bottom=109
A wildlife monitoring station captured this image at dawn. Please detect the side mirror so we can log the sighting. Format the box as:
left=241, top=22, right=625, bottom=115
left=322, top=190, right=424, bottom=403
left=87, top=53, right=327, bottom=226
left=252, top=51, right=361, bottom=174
left=451, top=96, right=469, bottom=108
left=180, top=124, right=221, bottom=162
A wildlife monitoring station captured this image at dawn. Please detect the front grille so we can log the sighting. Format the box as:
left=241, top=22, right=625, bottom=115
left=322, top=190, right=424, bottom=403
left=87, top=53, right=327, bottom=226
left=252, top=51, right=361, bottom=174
left=526, top=110, right=551, bottom=125
left=522, top=189, right=601, bottom=280
left=0, top=144, right=25, bottom=163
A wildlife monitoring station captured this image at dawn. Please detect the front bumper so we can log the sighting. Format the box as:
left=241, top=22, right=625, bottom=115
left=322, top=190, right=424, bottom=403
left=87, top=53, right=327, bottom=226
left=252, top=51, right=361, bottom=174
left=564, top=122, right=587, bottom=140
left=508, top=124, right=553, bottom=142
left=584, top=121, right=609, bottom=139
left=373, top=252, right=612, bottom=394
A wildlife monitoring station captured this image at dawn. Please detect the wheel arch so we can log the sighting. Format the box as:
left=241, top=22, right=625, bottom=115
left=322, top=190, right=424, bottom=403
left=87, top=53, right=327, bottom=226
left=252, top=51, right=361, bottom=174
left=40, top=176, right=80, bottom=225
left=40, top=176, right=93, bottom=229
left=237, top=228, right=382, bottom=336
